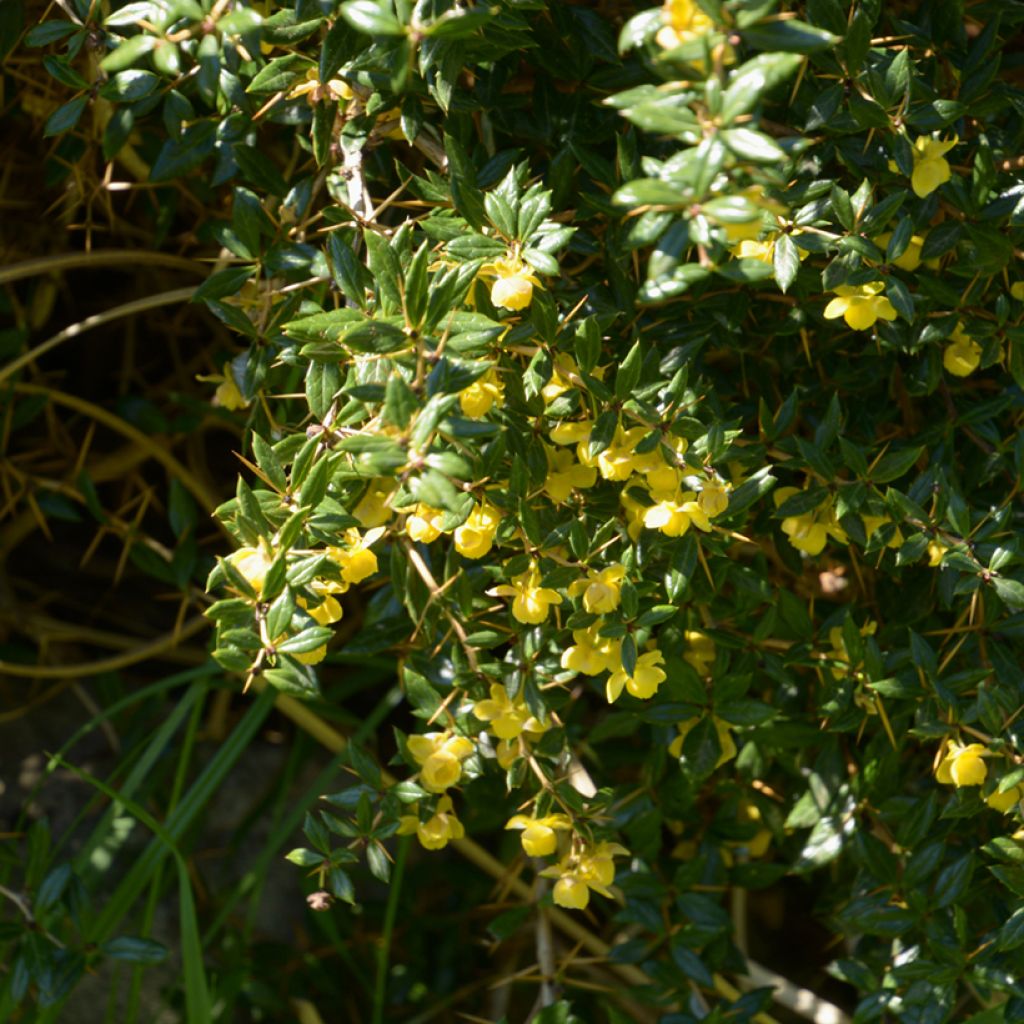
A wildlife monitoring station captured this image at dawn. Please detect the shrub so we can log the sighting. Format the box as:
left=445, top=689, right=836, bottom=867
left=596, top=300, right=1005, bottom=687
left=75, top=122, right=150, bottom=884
left=10, top=0, right=1024, bottom=1020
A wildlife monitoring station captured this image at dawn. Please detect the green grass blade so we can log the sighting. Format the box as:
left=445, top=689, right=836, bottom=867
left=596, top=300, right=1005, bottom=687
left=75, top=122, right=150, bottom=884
left=71, top=682, right=205, bottom=875
left=88, top=685, right=275, bottom=942
left=46, top=757, right=211, bottom=1022
left=177, top=858, right=212, bottom=1023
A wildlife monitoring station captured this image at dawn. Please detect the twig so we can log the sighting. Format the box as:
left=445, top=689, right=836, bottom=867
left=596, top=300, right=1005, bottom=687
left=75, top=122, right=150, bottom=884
left=0, top=250, right=205, bottom=286
left=401, top=539, right=482, bottom=677
left=532, top=873, right=558, bottom=1015
left=9, top=384, right=223, bottom=519
left=0, top=615, right=208, bottom=681
left=741, top=959, right=853, bottom=1024
left=0, top=287, right=196, bottom=387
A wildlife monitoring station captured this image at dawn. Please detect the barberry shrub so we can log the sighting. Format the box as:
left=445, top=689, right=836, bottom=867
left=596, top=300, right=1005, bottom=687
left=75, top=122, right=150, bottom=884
left=27, top=0, right=1024, bottom=1019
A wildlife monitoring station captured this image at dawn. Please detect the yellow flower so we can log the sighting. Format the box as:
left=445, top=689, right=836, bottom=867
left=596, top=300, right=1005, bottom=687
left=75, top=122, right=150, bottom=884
left=909, top=135, right=957, bottom=198
left=471, top=684, right=546, bottom=740
left=872, top=232, right=938, bottom=273
left=986, top=785, right=1024, bottom=814
left=569, top=563, right=626, bottom=614
left=542, top=353, right=596, bottom=404
left=698, top=478, right=731, bottom=518
left=550, top=870, right=590, bottom=910
left=731, top=238, right=775, bottom=263
left=823, top=282, right=897, bottom=331
left=353, top=479, right=397, bottom=528
left=407, top=732, right=476, bottom=793
left=943, top=323, right=982, bottom=377
left=406, top=504, right=447, bottom=544
left=644, top=463, right=683, bottom=497
left=540, top=841, right=629, bottom=910
left=287, top=67, right=352, bottom=105
left=505, top=813, right=572, bottom=857
left=544, top=446, right=597, bottom=503
left=549, top=419, right=594, bottom=446
left=669, top=715, right=737, bottom=766
left=299, top=577, right=346, bottom=625
left=861, top=515, right=903, bottom=549
left=731, top=237, right=807, bottom=265
left=935, top=740, right=989, bottom=788
left=482, top=255, right=542, bottom=311
left=398, top=796, right=465, bottom=850
left=580, top=840, right=629, bottom=890
left=773, top=487, right=847, bottom=556
left=489, top=564, right=563, bottom=625
left=1011, top=282, right=1024, bottom=301
left=454, top=501, right=501, bottom=559
left=459, top=367, right=505, bottom=418
left=826, top=620, right=877, bottom=679
left=643, top=492, right=713, bottom=538
left=683, top=630, right=715, bottom=676
left=197, top=362, right=249, bottom=410
left=585, top=425, right=647, bottom=482
left=561, top=625, right=621, bottom=676
left=327, top=527, right=384, bottom=584
left=606, top=649, right=667, bottom=702
left=655, top=0, right=713, bottom=49
left=291, top=644, right=328, bottom=665
left=719, top=186, right=786, bottom=243
left=620, top=489, right=648, bottom=542
left=229, top=542, right=275, bottom=596
left=926, top=540, right=947, bottom=567
left=735, top=800, right=773, bottom=858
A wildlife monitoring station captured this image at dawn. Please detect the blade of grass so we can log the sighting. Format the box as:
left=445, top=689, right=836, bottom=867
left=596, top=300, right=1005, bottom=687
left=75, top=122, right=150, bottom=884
left=177, top=859, right=210, bottom=1024
left=48, top=757, right=212, bottom=1024
left=71, top=682, right=205, bottom=877
left=88, top=685, right=275, bottom=943
left=126, top=687, right=207, bottom=1024
left=36, top=665, right=219, bottom=769
left=372, top=835, right=410, bottom=1024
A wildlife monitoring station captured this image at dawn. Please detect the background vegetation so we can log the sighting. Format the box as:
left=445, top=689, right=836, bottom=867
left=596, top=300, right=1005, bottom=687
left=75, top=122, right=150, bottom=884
left=3, top=1, right=1024, bottom=1023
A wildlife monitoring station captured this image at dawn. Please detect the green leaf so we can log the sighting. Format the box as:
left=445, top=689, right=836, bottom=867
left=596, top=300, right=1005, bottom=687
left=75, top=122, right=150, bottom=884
left=149, top=121, right=216, bottom=182
left=285, top=847, right=325, bottom=867
left=305, top=360, right=341, bottom=421
left=740, top=19, right=837, bottom=53
left=247, top=53, right=312, bottom=93
left=101, top=936, right=169, bottom=965
left=43, top=54, right=89, bottom=89
left=340, top=1, right=404, bottom=35
left=870, top=446, right=922, bottom=484
left=722, top=127, right=787, bottom=163
left=886, top=278, right=915, bottom=323
left=885, top=48, right=913, bottom=100
left=365, top=841, right=391, bottom=882
left=997, top=907, right=1024, bottom=951
left=263, top=660, right=322, bottom=698
left=444, top=134, right=485, bottom=228
left=532, top=1000, right=580, bottom=1024
left=43, top=95, right=87, bottom=137
left=692, top=135, right=726, bottom=197
left=919, top=222, right=962, bottom=260
left=773, top=234, right=800, bottom=293
left=100, top=33, right=157, bottom=73
left=26, top=21, right=80, bottom=46
left=614, top=340, right=643, bottom=398
left=992, top=577, right=1024, bottom=611
left=933, top=854, right=974, bottom=908
left=721, top=53, right=804, bottom=122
